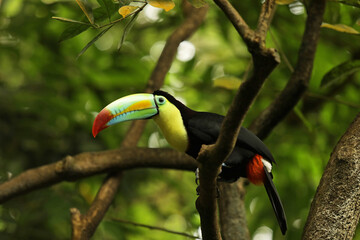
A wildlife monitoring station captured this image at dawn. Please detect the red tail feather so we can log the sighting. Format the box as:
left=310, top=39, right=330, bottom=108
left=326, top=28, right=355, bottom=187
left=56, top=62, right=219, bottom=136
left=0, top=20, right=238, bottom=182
left=246, top=154, right=266, bottom=185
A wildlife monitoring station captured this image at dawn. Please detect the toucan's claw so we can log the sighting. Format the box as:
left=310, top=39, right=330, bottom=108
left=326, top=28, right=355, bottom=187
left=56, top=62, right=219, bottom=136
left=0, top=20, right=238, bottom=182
left=195, top=167, right=220, bottom=198
left=195, top=168, right=200, bottom=185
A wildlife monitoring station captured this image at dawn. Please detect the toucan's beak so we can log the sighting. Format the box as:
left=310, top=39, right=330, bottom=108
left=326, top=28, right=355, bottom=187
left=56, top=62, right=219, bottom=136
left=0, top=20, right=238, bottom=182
left=92, top=93, right=158, bottom=137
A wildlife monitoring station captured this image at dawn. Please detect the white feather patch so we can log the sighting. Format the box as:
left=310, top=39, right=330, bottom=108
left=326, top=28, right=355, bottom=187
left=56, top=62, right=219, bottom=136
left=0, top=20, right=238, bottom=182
left=261, top=158, right=272, bottom=173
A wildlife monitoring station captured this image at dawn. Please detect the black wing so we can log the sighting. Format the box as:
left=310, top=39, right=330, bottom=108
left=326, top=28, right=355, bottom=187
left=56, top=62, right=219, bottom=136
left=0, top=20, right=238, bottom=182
left=186, top=112, right=275, bottom=164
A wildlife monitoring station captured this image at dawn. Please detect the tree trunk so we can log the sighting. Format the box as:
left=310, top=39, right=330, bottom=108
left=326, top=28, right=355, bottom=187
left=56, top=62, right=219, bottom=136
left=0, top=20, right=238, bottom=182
left=218, top=180, right=250, bottom=240
left=302, top=113, right=360, bottom=240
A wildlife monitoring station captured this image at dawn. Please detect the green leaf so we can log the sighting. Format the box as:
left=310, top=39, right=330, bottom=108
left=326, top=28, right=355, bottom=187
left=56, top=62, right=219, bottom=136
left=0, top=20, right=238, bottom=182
left=321, top=60, right=360, bottom=88
left=323, top=2, right=340, bottom=24
left=93, top=4, right=119, bottom=22
left=118, top=11, right=139, bottom=51
left=97, top=0, right=116, bottom=21
left=321, top=23, right=360, bottom=35
left=213, top=76, right=242, bottom=90
left=76, top=0, right=95, bottom=25
left=294, top=106, right=313, bottom=132
left=52, top=16, right=91, bottom=25
left=332, top=0, right=360, bottom=8
left=118, top=5, right=139, bottom=18
left=93, top=6, right=110, bottom=22
left=77, top=25, right=114, bottom=59
left=58, top=23, right=90, bottom=42
left=148, top=0, right=175, bottom=11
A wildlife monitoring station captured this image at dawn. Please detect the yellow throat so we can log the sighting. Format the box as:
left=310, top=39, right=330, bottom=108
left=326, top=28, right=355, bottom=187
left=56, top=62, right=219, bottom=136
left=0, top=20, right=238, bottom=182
left=153, top=101, right=188, bottom=152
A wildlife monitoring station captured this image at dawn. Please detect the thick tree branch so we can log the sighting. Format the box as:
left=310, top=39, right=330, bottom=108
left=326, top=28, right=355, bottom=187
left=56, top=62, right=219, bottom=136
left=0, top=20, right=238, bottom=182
left=196, top=48, right=279, bottom=239
left=302, top=113, right=360, bottom=239
left=218, top=180, right=250, bottom=240
left=217, top=0, right=326, bottom=237
left=0, top=148, right=196, bottom=204
left=195, top=1, right=279, bottom=239
left=71, top=172, right=122, bottom=240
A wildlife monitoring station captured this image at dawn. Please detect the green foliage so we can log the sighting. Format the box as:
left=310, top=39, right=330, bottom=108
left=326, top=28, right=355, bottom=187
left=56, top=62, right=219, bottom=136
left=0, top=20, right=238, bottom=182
left=321, top=60, right=360, bottom=88
left=0, top=0, right=359, bottom=239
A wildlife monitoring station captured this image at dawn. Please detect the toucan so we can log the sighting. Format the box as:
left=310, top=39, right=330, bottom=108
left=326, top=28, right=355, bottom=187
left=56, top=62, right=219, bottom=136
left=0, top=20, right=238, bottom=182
left=92, top=90, right=287, bottom=235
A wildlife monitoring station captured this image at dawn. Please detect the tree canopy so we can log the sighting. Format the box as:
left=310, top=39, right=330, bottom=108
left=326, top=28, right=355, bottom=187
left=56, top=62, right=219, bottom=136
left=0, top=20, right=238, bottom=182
left=0, top=0, right=359, bottom=239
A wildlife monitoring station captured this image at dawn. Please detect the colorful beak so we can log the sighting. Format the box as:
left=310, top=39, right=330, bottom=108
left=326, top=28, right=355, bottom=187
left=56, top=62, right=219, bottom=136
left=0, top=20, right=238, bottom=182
left=92, top=93, right=158, bottom=137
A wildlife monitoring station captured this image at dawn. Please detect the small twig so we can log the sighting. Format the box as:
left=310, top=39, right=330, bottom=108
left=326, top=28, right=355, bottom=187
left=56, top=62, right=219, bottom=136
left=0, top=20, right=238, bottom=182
left=96, top=3, right=147, bottom=29
left=305, top=92, right=360, bottom=108
left=110, top=218, right=200, bottom=239
left=213, top=0, right=253, bottom=46
left=269, top=28, right=294, bottom=73
left=52, top=16, right=92, bottom=25
left=256, top=0, right=277, bottom=44
left=249, top=0, right=327, bottom=139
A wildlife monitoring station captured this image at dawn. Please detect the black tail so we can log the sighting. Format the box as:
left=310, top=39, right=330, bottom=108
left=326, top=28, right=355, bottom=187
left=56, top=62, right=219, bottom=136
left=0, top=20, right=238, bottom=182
left=263, top=166, right=287, bottom=235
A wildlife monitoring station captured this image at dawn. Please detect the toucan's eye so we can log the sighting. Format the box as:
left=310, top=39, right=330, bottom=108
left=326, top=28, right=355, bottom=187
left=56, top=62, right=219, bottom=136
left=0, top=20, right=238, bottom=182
left=157, top=96, right=166, bottom=105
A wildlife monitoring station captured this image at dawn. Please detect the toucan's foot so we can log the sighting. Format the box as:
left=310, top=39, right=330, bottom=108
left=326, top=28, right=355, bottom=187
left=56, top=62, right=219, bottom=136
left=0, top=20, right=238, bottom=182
left=195, top=168, right=199, bottom=185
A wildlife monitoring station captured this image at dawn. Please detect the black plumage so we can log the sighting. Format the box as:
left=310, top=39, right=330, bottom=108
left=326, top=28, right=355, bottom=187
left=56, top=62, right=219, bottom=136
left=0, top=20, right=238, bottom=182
left=154, top=90, right=287, bottom=235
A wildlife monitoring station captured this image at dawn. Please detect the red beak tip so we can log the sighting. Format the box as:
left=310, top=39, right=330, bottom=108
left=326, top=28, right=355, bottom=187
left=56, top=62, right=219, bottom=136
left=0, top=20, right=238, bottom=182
left=92, top=108, right=112, bottom=139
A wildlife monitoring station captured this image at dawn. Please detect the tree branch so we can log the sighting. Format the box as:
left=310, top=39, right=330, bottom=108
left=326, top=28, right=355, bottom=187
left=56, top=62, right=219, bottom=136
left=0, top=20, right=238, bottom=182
left=256, top=0, right=276, bottom=44
left=146, top=0, right=208, bottom=91
left=195, top=1, right=280, bottom=239
left=302, top=113, right=360, bottom=239
left=218, top=180, right=250, bottom=240
left=249, top=0, right=327, bottom=138
left=0, top=148, right=196, bottom=204
left=110, top=218, right=199, bottom=239
left=196, top=48, right=279, bottom=239
left=212, top=0, right=326, bottom=238
left=212, top=0, right=252, bottom=46
left=71, top=172, right=122, bottom=240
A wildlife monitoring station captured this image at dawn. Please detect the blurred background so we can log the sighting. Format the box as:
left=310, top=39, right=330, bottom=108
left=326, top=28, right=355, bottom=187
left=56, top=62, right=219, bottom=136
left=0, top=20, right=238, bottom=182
left=0, top=0, right=359, bottom=239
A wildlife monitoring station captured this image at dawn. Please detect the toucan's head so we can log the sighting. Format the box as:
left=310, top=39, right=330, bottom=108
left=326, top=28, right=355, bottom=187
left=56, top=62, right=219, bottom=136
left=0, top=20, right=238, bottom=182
left=92, top=91, right=168, bottom=137
left=92, top=90, right=190, bottom=138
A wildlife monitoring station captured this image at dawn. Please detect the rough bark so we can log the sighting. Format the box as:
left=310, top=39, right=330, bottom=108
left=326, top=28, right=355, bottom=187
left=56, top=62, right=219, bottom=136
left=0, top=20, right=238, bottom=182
left=70, top=172, right=122, bottom=240
left=0, top=148, right=196, bottom=204
left=302, top=113, right=360, bottom=240
left=195, top=1, right=278, bottom=239
left=218, top=180, right=250, bottom=240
